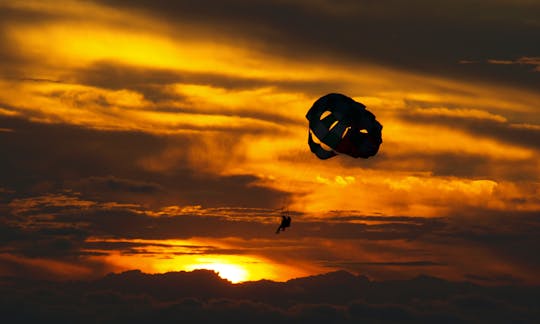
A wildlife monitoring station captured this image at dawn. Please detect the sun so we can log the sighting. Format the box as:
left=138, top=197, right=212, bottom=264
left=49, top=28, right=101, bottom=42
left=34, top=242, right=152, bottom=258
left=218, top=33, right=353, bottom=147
left=186, top=261, right=249, bottom=283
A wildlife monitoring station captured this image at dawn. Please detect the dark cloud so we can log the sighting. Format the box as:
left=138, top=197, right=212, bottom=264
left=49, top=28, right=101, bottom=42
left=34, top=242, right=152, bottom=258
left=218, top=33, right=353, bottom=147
left=1, top=269, right=538, bottom=323
left=325, top=214, right=434, bottom=224
left=0, top=116, right=287, bottom=208
left=326, top=261, right=446, bottom=267
left=84, top=239, right=247, bottom=257
left=94, top=0, right=540, bottom=91
left=432, top=210, right=540, bottom=271
left=458, top=56, right=540, bottom=76
left=17, top=77, right=64, bottom=83
left=72, top=61, right=342, bottom=101
left=399, top=110, right=540, bottom=150
left=347, top=150, right=538, bottom=180
left=464, top=273, right=523, bottom=285
left=73, top=176, right=163, bottom=194
left=328, top=146, right=538, bottom=182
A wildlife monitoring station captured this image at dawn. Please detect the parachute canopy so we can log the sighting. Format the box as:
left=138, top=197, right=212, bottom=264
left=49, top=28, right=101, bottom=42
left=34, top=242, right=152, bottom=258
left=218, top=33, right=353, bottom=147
left=306, top=93, right=382, bottom=160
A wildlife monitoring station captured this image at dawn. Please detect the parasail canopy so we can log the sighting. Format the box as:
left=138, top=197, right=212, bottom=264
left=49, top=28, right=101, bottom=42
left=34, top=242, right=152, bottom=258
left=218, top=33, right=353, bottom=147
left=306, top=93, right=382, bottom=159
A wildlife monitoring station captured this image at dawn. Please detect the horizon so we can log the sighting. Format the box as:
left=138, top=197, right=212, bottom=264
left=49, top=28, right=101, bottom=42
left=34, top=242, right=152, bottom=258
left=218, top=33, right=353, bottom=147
left=9, top=267, right=532, bottom=287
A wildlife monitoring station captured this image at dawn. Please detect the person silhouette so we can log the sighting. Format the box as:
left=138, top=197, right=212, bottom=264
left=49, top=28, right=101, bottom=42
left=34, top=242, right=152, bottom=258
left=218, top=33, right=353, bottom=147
left=276, top=215, right=292, bottom=234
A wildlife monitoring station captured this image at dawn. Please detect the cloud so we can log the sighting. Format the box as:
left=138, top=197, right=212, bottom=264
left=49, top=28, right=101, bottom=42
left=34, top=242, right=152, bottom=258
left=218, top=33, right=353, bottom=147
left=325, top=261, right=446, bottom=267
left=487, top=56, right=540, bottom=72
left=0, top=116, right=288, bottom=208
left=2, top=0, right=538, bottom=93
left=89, top=0, right=540, bottom=91
left=399, top=107, right=540, bottom=150
left=1, top=269, right=539, bottom=323
left=73, top=176, right=163, bottom=194
left=460, top=56, right=540, bottom=73
left=1, top=0, right=539, bottom=297
left=339, top=149, right=538, bottom=180
left=3, top=114, right=535, bottom=284
left=71, top=61, right=343, bottom=101
left=3, top=183, right=539, bottom=283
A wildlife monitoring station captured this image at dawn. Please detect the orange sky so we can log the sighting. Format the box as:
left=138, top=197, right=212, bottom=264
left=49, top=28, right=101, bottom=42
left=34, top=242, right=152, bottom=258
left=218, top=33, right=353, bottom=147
left=1, top=0, right=539, bottom=284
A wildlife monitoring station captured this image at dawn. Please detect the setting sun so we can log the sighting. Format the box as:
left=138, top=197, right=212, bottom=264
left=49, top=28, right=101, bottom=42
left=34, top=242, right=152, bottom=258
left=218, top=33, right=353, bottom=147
left=185, top=260, right=248, bottom=283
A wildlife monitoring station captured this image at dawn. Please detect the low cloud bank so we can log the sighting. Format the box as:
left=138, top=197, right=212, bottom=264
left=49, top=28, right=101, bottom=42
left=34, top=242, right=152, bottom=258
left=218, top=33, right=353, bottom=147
left=1, top=269, right=538, bottom=323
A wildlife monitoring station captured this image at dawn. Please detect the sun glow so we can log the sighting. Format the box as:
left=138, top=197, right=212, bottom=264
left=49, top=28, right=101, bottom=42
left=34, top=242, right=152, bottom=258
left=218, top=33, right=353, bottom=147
left=185, top=260, right=249, bottom=283
left=86, top=238, right=305, bottom=282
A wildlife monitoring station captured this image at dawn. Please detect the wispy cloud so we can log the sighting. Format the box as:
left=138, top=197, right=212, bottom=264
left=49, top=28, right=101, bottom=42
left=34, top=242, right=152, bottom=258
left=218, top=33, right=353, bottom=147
left=2, top=189, right=540, bottom=283
left=487, top=56, right=540, bottom=72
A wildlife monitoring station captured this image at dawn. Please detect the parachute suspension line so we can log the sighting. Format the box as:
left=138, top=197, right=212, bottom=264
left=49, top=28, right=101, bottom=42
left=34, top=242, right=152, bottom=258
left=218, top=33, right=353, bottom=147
left=277, top=127, right=313, bottom=218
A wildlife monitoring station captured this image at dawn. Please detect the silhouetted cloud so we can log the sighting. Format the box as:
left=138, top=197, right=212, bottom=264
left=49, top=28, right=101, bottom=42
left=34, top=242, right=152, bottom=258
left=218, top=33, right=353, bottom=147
left=1, top=269, right=538, bottom=323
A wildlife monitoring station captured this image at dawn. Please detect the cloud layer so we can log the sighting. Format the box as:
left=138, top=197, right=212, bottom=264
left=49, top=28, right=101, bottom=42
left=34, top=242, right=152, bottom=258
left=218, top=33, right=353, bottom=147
left=0, top=0, right=539, bottom=291
left=2, top=269, right=539, bottom=323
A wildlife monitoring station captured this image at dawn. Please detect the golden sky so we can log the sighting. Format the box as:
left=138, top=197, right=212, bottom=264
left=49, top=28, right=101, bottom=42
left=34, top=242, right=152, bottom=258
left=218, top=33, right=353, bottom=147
left=1, top=0, right=539, bottom=284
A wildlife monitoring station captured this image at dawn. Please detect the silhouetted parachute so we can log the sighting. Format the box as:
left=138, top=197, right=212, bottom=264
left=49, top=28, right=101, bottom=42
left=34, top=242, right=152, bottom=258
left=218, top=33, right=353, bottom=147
left=306, top=93, right=382, bottom=159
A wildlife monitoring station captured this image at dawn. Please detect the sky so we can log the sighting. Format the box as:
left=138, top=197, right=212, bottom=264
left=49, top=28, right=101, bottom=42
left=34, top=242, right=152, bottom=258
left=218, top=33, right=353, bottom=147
left=0, top=0, right=539, bottom=286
